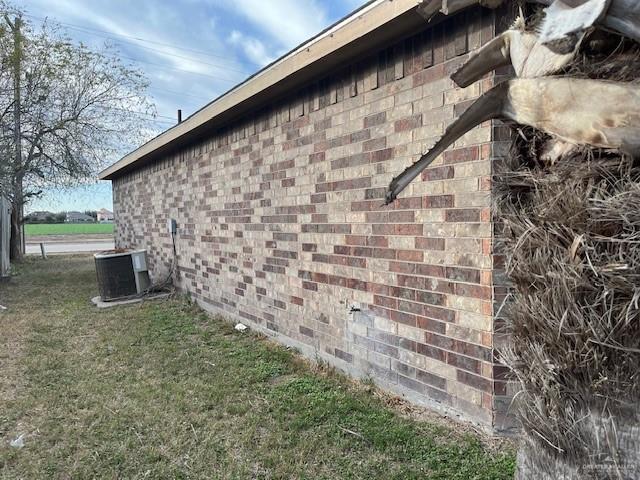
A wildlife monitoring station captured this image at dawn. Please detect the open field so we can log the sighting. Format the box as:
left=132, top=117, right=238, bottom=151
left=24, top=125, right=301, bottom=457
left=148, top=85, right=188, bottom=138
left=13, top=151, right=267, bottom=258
left=0, top=256, right=515, bottom=479
left=25, top=223, right=114, bottom=236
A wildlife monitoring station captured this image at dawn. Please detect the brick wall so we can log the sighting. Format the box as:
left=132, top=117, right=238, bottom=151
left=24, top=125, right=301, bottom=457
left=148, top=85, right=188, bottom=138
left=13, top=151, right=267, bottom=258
left=112, top=7, right=513, bottom=431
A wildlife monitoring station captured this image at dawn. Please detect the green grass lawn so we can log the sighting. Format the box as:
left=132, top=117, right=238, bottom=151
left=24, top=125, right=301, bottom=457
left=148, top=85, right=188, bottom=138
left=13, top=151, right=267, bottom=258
left=25, top=223, right=114, bottom=236
left=0, top=256, right=515, bottom=479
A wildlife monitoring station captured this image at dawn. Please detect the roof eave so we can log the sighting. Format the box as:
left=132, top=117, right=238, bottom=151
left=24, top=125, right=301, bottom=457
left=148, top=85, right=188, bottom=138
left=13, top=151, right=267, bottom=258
left=99, top=0, right=439, bottom=181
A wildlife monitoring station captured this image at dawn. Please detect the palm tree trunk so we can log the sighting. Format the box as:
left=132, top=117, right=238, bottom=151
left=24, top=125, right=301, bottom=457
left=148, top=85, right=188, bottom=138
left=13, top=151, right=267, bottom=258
left=516, top=410, right=640, bottom=479
left=496, top=144, right=640, bottom=480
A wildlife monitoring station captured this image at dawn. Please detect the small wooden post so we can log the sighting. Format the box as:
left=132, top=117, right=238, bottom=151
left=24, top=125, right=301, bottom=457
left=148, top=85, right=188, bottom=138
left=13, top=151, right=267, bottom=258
left=39, top=242, right=46, bottom=259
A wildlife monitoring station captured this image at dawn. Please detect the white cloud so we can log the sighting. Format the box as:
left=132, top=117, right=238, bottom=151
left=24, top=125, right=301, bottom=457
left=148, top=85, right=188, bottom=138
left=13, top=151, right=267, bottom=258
left=228, top=30, right=275, bottom=66
left=32, top=0, right=244, bottom=78
left=21, top=0, right=249, bottom=120
left=226, top=0, right=329, bottom=49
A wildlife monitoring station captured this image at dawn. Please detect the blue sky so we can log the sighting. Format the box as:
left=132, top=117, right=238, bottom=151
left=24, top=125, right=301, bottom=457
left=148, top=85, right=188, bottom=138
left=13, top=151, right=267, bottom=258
left=20, top=0, right=367, bottom=213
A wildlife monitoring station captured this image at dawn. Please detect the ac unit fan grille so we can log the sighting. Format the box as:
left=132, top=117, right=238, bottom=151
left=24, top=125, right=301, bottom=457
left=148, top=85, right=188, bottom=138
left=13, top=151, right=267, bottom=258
left=95, top=255, right=137, bottom=301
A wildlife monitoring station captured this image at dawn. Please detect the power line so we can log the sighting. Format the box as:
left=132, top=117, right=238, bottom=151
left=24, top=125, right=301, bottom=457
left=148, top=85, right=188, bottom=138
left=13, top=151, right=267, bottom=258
left=46, top=20, right=253, bottom=76
left=22, top=12, right=261, bottom=69
left=96, top=105, right=177, bottom=122
left=67, top=44, right=244, bottom=84
left=121, top=117, right=175, bottom=127
left=17, top=13, right=229, bottom=128
left=149, top=87, right=210, bottom=102
left=143, top=119, right=175, bottom=126
left=20, top=12, right=243, bottom=111
left=79, top=104, right=177, bottom=125
left=115, top=53, right=243, bottom=83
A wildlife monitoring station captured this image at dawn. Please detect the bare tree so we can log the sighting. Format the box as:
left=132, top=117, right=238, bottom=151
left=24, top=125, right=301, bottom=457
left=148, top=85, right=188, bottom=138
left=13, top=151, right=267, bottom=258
left=0, top=2, right=155, bottom=259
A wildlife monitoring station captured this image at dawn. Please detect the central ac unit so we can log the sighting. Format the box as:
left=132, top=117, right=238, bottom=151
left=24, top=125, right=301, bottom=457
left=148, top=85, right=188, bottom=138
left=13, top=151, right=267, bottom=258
left=94, top=249, right=151, bottom=301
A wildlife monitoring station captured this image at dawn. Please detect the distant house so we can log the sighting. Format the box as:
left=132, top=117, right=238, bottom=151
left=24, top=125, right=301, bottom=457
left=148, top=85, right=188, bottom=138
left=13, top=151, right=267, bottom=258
left=26, top=211, right=54, bottom=223
left=65, top=211, right=94, bottom=223
left=97, top=208, right=114, bottom=223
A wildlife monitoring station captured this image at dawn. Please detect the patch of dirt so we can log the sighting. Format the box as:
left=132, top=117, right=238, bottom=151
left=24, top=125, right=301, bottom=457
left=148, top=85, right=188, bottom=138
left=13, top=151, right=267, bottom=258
left=268, top=373, right=297, bottom=386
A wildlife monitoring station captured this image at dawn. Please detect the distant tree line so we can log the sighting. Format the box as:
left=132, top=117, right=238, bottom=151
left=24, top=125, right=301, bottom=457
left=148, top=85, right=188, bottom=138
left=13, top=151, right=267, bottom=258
left=24, top=210, right=98, bottom=223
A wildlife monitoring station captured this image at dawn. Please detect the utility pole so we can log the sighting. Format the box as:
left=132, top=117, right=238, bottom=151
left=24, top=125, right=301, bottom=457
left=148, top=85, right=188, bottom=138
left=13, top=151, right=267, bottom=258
left=5, top=14, right=24, bottom=260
